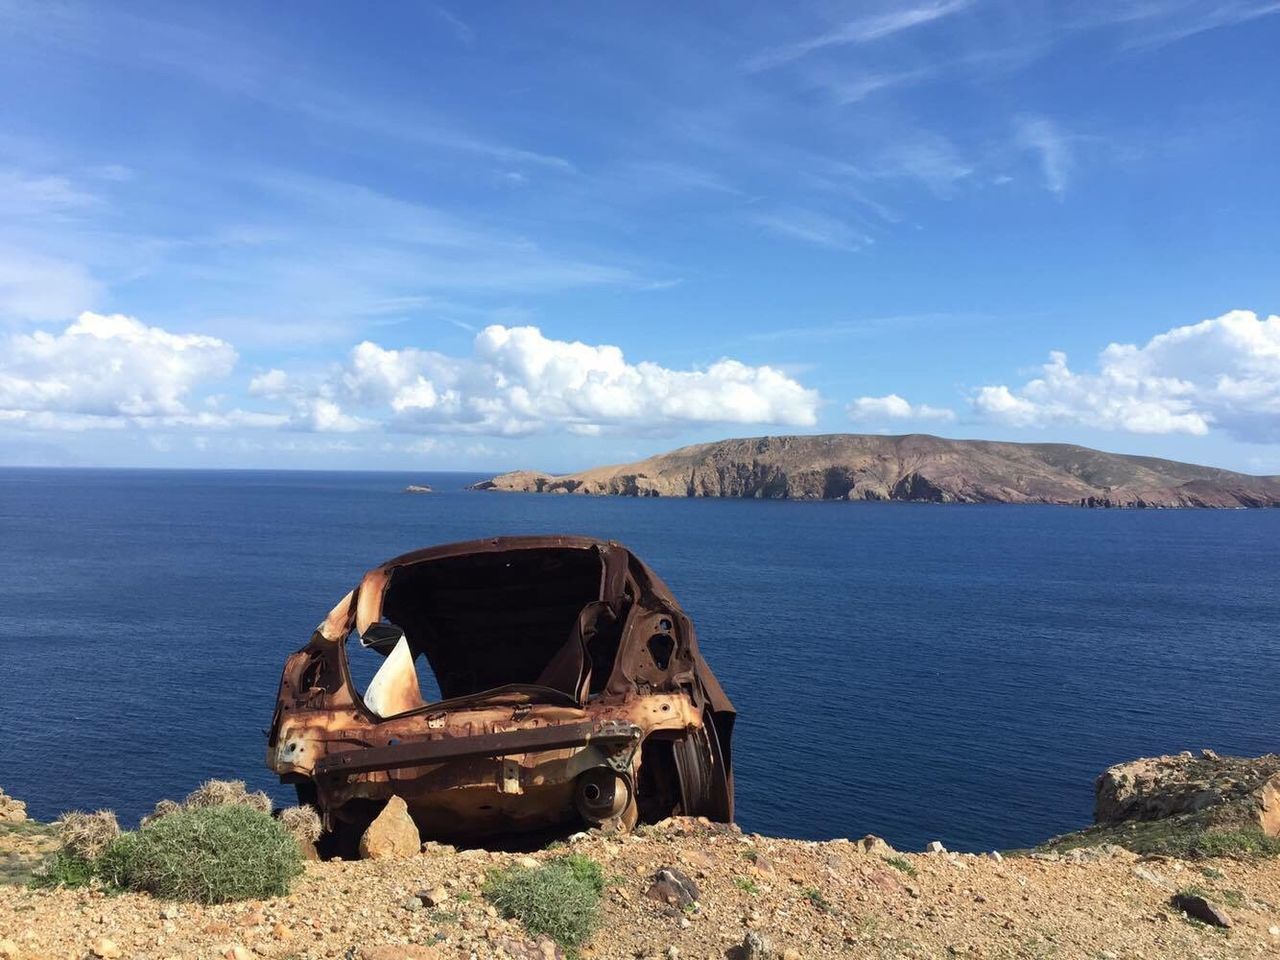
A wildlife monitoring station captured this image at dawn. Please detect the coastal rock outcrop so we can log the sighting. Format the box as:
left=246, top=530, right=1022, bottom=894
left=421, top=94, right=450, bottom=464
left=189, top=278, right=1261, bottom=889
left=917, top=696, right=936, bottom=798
left=471, top=434, right=1280, bottom=507
left=0, top=788, right=25, bottom=824
left=1096, top=752, right=1280, bottom=836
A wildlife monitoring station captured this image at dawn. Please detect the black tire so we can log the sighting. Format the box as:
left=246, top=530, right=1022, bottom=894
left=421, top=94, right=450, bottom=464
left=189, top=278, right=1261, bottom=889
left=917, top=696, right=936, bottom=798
left=672, top=715, right=732, bottom=822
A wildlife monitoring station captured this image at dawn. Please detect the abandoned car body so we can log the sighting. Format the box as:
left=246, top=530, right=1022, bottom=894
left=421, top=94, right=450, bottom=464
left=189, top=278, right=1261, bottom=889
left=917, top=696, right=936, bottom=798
left=267, top=536, right=734, bottom=845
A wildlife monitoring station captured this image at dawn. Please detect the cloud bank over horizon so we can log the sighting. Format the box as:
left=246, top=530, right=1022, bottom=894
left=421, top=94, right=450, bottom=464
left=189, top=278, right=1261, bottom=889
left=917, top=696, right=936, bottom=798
left=3, top=309, right=1278, bottom=455
left=974, top=310, right=1280, bottom=444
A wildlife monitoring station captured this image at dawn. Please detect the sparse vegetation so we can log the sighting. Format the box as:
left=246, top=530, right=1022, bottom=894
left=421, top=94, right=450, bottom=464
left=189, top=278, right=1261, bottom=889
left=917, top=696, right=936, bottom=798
left=28, top=851, right=97, bottom=890
left=733, top=875, right=760, bottom=894
left=885, top=855, right=917, bottom=878
left=1219, top=889, right=1245, bottom=908
left=802, top=885, right=834, bottom=913
left=1040, top=817, right=1280, bottom=860
left=483, top=854, right=604, bottom=952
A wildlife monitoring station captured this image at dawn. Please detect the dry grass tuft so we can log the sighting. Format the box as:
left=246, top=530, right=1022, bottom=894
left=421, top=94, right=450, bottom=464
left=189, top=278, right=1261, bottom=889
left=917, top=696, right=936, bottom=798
left=140, top=798, right=183, bottom=828
left=183, top=780, right=272, bottom=814
left=278, top=805, right=323, bottom=846
left=53, top=810, right=121, bottom=861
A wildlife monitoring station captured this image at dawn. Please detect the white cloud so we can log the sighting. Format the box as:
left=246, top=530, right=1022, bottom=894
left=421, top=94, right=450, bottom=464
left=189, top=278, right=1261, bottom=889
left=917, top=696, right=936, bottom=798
left=848, top=393, right=957, bottom=422
left=0, top=311, right=236, bottom=424
left=1016, top=116, right=1073, bottom=196
left=276, top=324, right=821, bottom=435
left=974, top=310, right=1280, bottom=441
left=248, top=368, right=290, bottom=397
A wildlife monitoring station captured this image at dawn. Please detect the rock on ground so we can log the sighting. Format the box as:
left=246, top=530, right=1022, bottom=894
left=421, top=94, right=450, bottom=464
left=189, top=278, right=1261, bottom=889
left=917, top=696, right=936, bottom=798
left=358, top=795, right=421, bottom=860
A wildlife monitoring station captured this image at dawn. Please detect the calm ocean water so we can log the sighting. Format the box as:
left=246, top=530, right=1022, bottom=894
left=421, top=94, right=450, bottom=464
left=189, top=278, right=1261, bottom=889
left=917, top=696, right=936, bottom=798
left=1, top=467, right=1276, bottom=852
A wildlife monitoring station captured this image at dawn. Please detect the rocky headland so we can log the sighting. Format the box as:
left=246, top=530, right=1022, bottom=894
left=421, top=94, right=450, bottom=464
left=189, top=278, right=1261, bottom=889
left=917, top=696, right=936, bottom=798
left=472, top=434, right=1280, bottom=508
left=2, top=752, right=1279, bottom=959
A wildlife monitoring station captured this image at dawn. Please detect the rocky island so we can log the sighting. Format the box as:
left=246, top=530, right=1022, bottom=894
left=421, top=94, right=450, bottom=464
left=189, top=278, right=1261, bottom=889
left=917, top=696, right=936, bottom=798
left=472, top=434, right=1280, bottom=508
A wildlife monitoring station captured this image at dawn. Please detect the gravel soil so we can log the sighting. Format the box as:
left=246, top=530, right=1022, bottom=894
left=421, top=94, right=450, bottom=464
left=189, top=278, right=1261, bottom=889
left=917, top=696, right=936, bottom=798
left=2, top=819, right=1279, bottom=960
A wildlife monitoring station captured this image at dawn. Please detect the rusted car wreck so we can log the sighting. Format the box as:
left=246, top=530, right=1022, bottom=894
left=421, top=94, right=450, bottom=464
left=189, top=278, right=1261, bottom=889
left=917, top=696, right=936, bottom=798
left=267, top=536, right=734, bottom=847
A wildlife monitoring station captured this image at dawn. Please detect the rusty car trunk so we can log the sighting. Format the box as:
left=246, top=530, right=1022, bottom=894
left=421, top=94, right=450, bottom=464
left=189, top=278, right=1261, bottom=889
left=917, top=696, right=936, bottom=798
left=266, top=536, right=734, bottom=847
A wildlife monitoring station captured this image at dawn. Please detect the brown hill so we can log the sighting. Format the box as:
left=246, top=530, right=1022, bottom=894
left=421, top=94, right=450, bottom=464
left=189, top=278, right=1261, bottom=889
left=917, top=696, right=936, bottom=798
left=471, top=434, right=1280, bottom=508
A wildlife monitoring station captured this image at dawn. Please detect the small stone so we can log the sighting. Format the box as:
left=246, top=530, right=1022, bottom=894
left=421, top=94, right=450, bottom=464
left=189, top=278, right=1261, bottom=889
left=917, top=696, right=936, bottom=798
left=646, top=867, right=700, bottom=909
left=271, top=923, right=292, bottom=941
left=0, top=940, right=19, bottom=959
left=517, top=857, right=540, bottom=869
left=417, top=885, right=449, bottom=907
left=925, top=841, right=946, bottom=854
left=1201, top=748, right=1219, bottom=760
left=988, top=851, right=1003, bottom=863
left=666, top=948, right=680, bottom=959
left=160, top=906, right=180, bottom=920
left=223, top=948, right=253, bottom=960
left=402, top=895, right=423, bottom=912
left=740, top=931, right=772, bottom=959
left=1268, top=925, right=1280, bottom=937
left=92, top=940, right=122, bottom=960
left=782, top=950, right=802, bottom=960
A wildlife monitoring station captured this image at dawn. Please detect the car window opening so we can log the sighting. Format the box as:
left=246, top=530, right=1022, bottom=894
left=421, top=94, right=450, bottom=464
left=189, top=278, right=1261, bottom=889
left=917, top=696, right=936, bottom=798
left=350, top=547, right=629, bottom=717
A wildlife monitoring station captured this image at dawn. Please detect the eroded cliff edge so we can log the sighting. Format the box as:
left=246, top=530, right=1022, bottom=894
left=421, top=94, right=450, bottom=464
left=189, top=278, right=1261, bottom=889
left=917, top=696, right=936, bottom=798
left=472, top=434, right=1280, bottom=507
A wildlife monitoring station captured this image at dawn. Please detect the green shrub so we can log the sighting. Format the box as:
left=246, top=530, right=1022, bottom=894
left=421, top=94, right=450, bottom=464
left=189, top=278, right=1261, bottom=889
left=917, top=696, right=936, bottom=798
left=483, top=855, right=604, bottom=951
left=28, top=851, right=97, bottom=890
left=98, top=805, right=302, bottom=903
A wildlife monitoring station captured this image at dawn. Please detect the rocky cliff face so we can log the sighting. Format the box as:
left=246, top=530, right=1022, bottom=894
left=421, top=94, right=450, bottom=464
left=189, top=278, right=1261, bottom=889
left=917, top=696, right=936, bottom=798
left=1096, top=752, right=1280, bottom=837
left=471, top=434, right=1280, bottom=507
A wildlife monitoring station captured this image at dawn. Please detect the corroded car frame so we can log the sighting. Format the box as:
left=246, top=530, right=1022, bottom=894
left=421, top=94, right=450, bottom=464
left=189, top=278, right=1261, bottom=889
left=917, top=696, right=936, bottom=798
left=266, top=536, right=734, bottom=845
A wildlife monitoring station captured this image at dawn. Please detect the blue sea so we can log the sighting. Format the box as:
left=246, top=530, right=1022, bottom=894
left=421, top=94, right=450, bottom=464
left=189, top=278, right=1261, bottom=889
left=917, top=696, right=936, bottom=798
left=1, top=468, right=1277, bottom=852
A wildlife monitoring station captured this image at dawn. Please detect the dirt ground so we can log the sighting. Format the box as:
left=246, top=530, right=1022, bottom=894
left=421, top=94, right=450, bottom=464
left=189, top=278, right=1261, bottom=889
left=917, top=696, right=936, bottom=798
left=2, top=819, right=1279, bottom=960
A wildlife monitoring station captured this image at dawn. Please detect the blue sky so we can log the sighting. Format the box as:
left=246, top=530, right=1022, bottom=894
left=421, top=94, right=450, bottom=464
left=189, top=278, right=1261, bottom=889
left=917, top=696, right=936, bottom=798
left=1, top=0, right=1278, bottom=472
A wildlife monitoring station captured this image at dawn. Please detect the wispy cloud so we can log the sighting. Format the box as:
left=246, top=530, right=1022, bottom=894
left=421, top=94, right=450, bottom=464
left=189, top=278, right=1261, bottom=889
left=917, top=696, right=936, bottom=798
left=425, top=4, right=475, bottom=47
left=750, top=206, right=872, bottom=252
left=1015, top=116, right=1074, bottom=196
left=1, top=2, right=572, bottom=173
left=1120, top=0, right=1280, bottom=49
left=745, top=0, right=973, bottom=72
left=818, top=68, right=933, bottom=106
